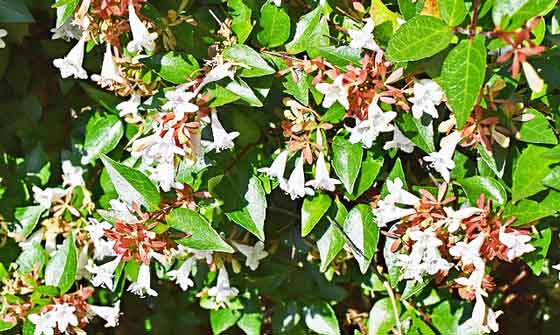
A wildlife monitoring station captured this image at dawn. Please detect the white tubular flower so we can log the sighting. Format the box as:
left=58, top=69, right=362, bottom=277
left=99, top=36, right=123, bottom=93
left=424, top=248, right=452, bottom=275
left=91, top=43, right=123, bottom=88
left=459, top=293, right=502, bottom=334
left=283, top=156, right=314, bottom=200
left=89, top=301, right=121, bottom=328
left=84, top=219, right=115, bottom=259
left=108, top=199, right=138, bottom=224
left=51, top=19, right=82, bottom=41
left=553, top=264, right=560, bottom=279
left=521, top=61, right=544, bottom=93
left=348, top=100, right=397, bottom=149
left=408, top=79, right=444, bottom=119
left=126, top=2, right=158, bottom=53
left=258, top=150, right=289, bottom=189
left=449, top=234, right=486, bottom=268
left=197, top=63, right=235, bottom=92
left=61, top=160, right=85, bottom=189
left=208, top=110, right=240, bottom=152
left=86, top=255, right=122, bottom=290
left=32, top=186, right=66, bottom=209
left=131, top=132, right=184, bottom=166
left=207, top=266, right=239, bottom=304
left=348, top=19, right=380, bottom=51
left=442, top=206, right=483, bottom=233
left=271, top=0, right=281, bottom=6
left=395, top=254, right=425, bottom=283
left=233, top=241, right=268, bottom=271
left=498, top=227, right=535, bottom=261
left=373, top=200, right=416, bottom=227
left=189, top=248, right=214, bottom=264
left=0, top=29, right=7, bottom=49
left=383, top=127, right=415, bottom=153
left=305, top=152, right=341, bottom=192
left=127, top=263, right=158, bottom=297
left=28, top=311, right=56, bottom=335
left=167, top=258, right=195, bottom=291
left=455, top=266, right=486, bottom=297
left=162, top=89, right=198, bottom=117
left=409, top=228, right=442, bottom=252
left=148, top=161, right=182, bottom=192
left=50, top=304, right=79, bottom=333
left=116, top=93, right=143, bottom=123
left=316, top=75, right=349, bottom=109
left=53, top=35, right=88, bottom=79
left=423, top=131, right=462, bottom=182
left=385, top=178, right=420, bottom=206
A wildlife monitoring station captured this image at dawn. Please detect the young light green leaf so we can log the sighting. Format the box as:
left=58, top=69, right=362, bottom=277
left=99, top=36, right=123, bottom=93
left=368, top=297, right=400, bottom=335
left=100, top=155, right=161, bottom=211
left=257, top=3, right=290, bottom=48
left=386, top=15, right=454, bottom=62
left=439, top=0, right=467, bottom=26
left=517, top=109, right=558, bottom=145
left=228, top=0, right=253, bottom=44
left=226, top=176, right=267, bottom=241
left=167, top=208, right=234, bottom=253
left=301, top=193, right=332, bottom=237
left=512, top=145, right=560, bottom=202
left=82, top=114, right=124, bottom=164
left=223, top=45, right=275, bottom=78
left=440, top=35, right=487, bottom=128
left=460, top=176, right=507, bottom=205
left=303, top=302, right=340, bottom=335
left=343, top=204, right=378, bottom=274
left=141, top=52, right=199, bottom=84
left=210, top=307, right=242, bottom=334
left=332, top=135, right=363, bottom=193
left=44, top=233, right=77, bottom=294
left=54, top=0, right=78, bottom=27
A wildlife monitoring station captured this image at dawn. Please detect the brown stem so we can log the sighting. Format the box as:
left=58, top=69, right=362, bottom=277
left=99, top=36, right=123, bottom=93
left=470, top=0, right=480, bottom=38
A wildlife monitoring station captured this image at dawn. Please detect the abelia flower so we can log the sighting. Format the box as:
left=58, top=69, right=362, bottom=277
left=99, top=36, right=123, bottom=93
left=521, top=61, right=544, bottom=93
left=91, top=43, right=123, bottom=88
left=348, top=19, right=380, bottom=51
left=189, top=248, right=214, bottom=264
left=32, top=186, right=66, bottom=209
left=127, top=263, right=158, bottom=297
left=197, top=63, right=235, bottom=92
left=552, top=264, right=560, bottom=279
left=443, top=206, right=484, bottom=233
left=207, top=266, right=239, bottom=304
left=28, top=311, right=56, bottom=335
left=50, top=19, right=82, bottom=41
left=408, top=79, right=444, bottom=119
left=0, top=29, right=7, bottom=49
left=233, top=241, right=269, bottom=271
left=116, top=93, right=143, bottom=123
left=459, top=293, right=502, bottom=334
left=455, top=266, right=486, bottom=297
left=305, top=152, right=341, bottom=192
left=282, top=156, right=314, bottom=200
left=316, top=75, right=349, bottom=109
left=207, top=110, right=240, bottom=152
left=449, top=234, right=486, bottom=268
left=85, top=219, right=116, bottom=260
left=86, top=255, right=122, bottom=290
left=383, top=127, right=415, bottom=153
left=148, top=161, right=182, bottom=192
left=132, top=131, right=185, bottom=166
left=167, top=258, right=195, bottom=290
left=51, top=304, right=79, bottom=333
left=385, top=178, right=420, bottom=206
left=395, top=254, right=425, bottom=283
left=498, top=227, right=535, bottom=261
left=348, top=100, right=396, bottom=148
left=423, top=131, right=462, bottom=182
left=61, top=160, right=85, bottom=189
left=271, top=0, right=281, bottom=6
left=126, top=2, right=158, bottom=53
left=373, top=200, right=416, bottom=227
left=53, top=36, right=88, bottom=79
left=161, top=89, right=198, bottom=117
left=107, top=199, right=138, bottom=224
left=88, top=301, right=121, bottom=328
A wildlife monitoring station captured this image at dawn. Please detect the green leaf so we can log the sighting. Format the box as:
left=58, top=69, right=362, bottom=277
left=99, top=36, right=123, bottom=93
left=224, top=79, right=263, bottom=107
left=370, top=0, right=401, bottom=31
left=386, top=15, right=454, bottom=62
left=13, top=205, right=45, bottom=238
left=228, top=0, right=253, bottom=44
left=368, top=297, right=400, bottom=335
left=303, top=302, right=340, bottom=335
left=440, top=35, right=487, bottom=128
left=286, top=6, right=325, bottom=54
left=517, top=109, right=558, bottom=145
left=54, top=0, right=79, bottom=27
left=512, top=145, right=560, bottom=201
left=16, top=243, right=47, bottom=274
left=82, top=114, right=124, bottom=164
left=431, top=301, right=465, bottom=335
left=504, top=200, right=556, bottom=226
left=257, top=3, right=291, bottom=48
left=396, top=113, right=435, bottom=153
left=0, top=0, right=34, bottom=23
left=210, top=307, right=242, bottom=334
left=343, top=204, right=378, bottom=274
left=226, top=176, right=267, bottom=241
left=167, top=208, right=234, bottom=253
left=332, top=135, right=363, bottom=193
left=401, top=277, right=430, bottom=300
left=348, top=151, right=384, bottom=200
left=381, top=158, right=407, bottom=197
left=439, top=0, right=467, bottom=26
left=301, top=193, right=332, bottom=237
left=543, top=166, right=560, bottom=191
left=79, top=82, right=123, bottom=114
left=223, top=45, right=275, bottom=78
left=477, top=144, right=506, bottom=178
left=524, top=227, right=552, bottom=276
left=317, top=200, right=348, bottom=272
left=44, top=234, right=77, bottom=294
left=237, top=297, right=263, bottom=335
left=100, top=155, right=161, bottom=211
left=315, top=46, right=362, bottom=69
left=209, top=85, right=241, bottom=107
left=272, top=302, right=301, bottom=333
left=493, top=0, right=556, bottom=30
left=283, top=69, right=309, bottom=105
left=460, top=176, right=507, bottom=205
left=141, top=52, right=199, bottom=84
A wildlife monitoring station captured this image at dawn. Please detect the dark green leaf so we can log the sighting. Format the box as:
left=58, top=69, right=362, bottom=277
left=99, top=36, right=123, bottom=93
left=44, top=234, right=77, bottom=294
left=332, top=135, right=363, bottom=193
left=13, top=206, right=45, bottom=238
left=82, top=114, right=124, bottom=164
left=210, top=307, right=242, bottom=334
left=226, top=176, right=267, bottom=241
left=223, top=45, right=275, bottom=78
left=301, top=193, right=332, bottom=237
left=303, top=302, right=340, bottom=335
left=343, top=204, right=378, bottom=274
left=504, top=200, right=556, bottom=226
left=141, top=52, right=199, bottom=84
left=368, top=297, right=400, bottom=335
left=512, top=145, right=560, bottom=201
left=257, top=3, right=291, bottom=48
left=517, top=109, right=558, bottom=145
left=0, top=0, right=34, bottom=23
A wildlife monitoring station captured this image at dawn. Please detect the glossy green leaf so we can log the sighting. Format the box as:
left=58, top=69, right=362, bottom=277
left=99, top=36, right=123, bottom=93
left=440, top=35, right=487, bottom=128
left=286, top=6, right=324, bottom=54
left=141, top=52, right=199, bottom=84
left=493, top=0, right=556, bottom=30
left=13, top=205, right=45, bottom=238
left=211, top=307, right=242, bottom=334
left=348, top=151, right=384, bottom=200
left=0, top=0, right=34, bottom=22
left=512, top=145, right=560, bottom=201
left=517, top=109, right=558, bottom=145
left=226, top=176, right=267, bottom=241
left=44, top=233, right=77, bottom=294
left=257, top=3, right=290, bottom=48
left=82, top=114, right=124, bottom=164
left=100, top=155, right=161, bottom=211
left=332, top=135, right=363, bottom=193
left=317, top=200, right=348, bottom=272
left=397, top=113, right=435, bottom=153
left=386, top=16, right=454, bottom=62
left=439, top=0, right=467, bottom=26
left=54, top=0, right=78, bottom=27
left=223, top=45, right=275, bottom=78
left=524, top=227, right=552, bottom=276
left=368, top=297, right=400, bottom=335
left=505, top=200, right=556, bottom=226
left=228, top=0, right=253, bottom=44
left=16, top=242, right=47, bottom=274
left=301, top=193, right=332, bottom=237
left=343, top=204, right=378, bottom=274
left=303, top=302, right=340, bottom=335
left=460, top=176, right=507, bottom=205
left=315, top=46, right=362, bottom=69
left=167, top=208, right=234, bottom=253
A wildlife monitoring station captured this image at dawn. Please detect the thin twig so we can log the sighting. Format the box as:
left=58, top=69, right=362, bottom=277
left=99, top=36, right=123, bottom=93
left=383, top=281, right=403, bottom=335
